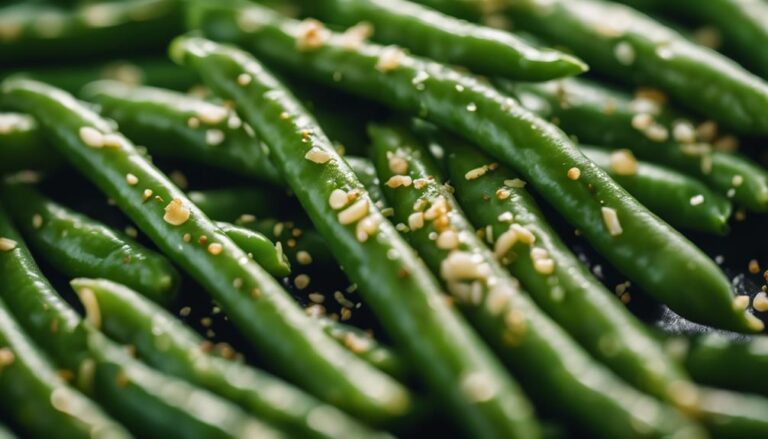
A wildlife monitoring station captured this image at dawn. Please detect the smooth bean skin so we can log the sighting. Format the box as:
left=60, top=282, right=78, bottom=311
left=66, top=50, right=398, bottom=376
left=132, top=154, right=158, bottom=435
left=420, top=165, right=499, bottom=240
left=215, top=221, right=291, bottom=277
left=1, top=182, right=180, bottom=304
left=498, top=78, right=768, bottom=212
left=70, top=278, right=392, bottom=439
left=172, top=33, right=541, bottom=439
left=190, top=0, right=760, bottom=331
left=0, top=296, right=131, bottom=439
left=504, top=0, right=768, bottom=135
left=302, top=0, right=586, bottom=80
left=581, top=146, right=732, bottom=234
left=0, top=113, right=63, bottom=173
left=1, top=77, right=411, bottom=423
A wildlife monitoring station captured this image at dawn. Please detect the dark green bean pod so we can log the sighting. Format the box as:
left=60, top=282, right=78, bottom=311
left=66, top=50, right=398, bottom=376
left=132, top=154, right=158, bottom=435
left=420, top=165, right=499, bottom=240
left=315, top=316, right=407, bottom=380
left=187, top=187, right=275, bottom=222
left=443, top=138, right=722, bottom=407
left=0, top=296, right=131, bottom=439
left=172, top=34, right=541, bottom=439
left=663, top=333, right=768, bottom=397
left=189, top=0, right=761, bottom=332
left=496, top=78, right=768, bottom=212
left=370, top=123, right=703, bottom=438
left=503, top=0, right=768, bottom=135
left=404, top=0, right=485, bottom=21
left=581, top=145, right=732, bottom=234
left=82, top=81, right=282, bottom=184
left=0, top=204, right=287, bottom=439
left=300, top=0, right=586, bottom=80
left=70, top=277, right=392, bottom=439
left=616, top=0, right=768, bottom=79
left=2, top=58, right=199, bottom=94
left=1, top=77, right=411, bottom=423
left=0, top=0, right=183, bottom=64
left=0, top=113, right=62, bottom=173
left=1, top=182, right=180, bottom=304
left=214, top=221, right=291, bottom=277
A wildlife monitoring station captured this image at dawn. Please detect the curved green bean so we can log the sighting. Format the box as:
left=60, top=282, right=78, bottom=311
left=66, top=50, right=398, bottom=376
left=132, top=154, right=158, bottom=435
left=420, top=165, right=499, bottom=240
left=0, top=297, right=131, bottom=439
left=0, top=0, right=183, bottom=64
left=371, top=122, right=703, bottom=438
left=189, top=0, right=761, bottom=331
left=300, top=0, right=586, bottom=80
left=497, top=77, right=768, bottom=212
left=172, top=34, right=541, bottom=439
left=695, top=388, right=768, bottom=438
left=0, top=204, right=286, bottom=439
left=581, top=145, right=732, bottom=234
left=1, top=77, right=410, bottom=423
left=70, top=278, right=391, bottom=439
left=82, top=81, right=282, bottom=184
left=1, top=181, right=180, bottom=304
left=215, top=221, right=291, bottom=277
left=503, top=0, right=768, bottom=135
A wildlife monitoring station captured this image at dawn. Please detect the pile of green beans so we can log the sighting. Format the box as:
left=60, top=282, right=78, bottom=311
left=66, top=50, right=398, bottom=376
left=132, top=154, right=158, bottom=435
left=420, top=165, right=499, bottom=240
left=0, top=0, right=767, bottom=437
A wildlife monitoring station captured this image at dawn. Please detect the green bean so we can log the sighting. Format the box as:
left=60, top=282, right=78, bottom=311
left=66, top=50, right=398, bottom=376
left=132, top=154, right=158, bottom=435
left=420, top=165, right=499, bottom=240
left=0, top=113, right=62, bottom=173
left=214, top=221, right=291, bottom=277
left=0, top=0, right=183, bottom=64
left=190, top=0, right=761, bottom=331
left=496, top=77, right=768, bottom=212
left=664, top=333, right=768, bottom=398
left=172, top=34, right=541, bottom=439
left=616, top=0, right=768, bottom=79
left=70, top=277, right=391, bottom=439
left=695, top=387, right=768, bottom=438
left=1, top=181, right=180, bottom=304
left=299, top=0, right=586, bottom=80
left=0, top=296, right=131, bottom=439
left=0, top=204, right=286, bottom=439
left=346, top=156, right=387, bottom=208
left=503, top=0, right=768, bottom=135
left=188, top=187, right=275, bottom=222
left=1, top=77, right=410, bottom=423
left=370, top=122, right=703, bottom=438
left=581, top=145, right=732, bottom=234
left=315, top=316, right=407, bottom=380
left=82, top=81, right=282, bottom=184
left=2, top=58, right=199, bottom=94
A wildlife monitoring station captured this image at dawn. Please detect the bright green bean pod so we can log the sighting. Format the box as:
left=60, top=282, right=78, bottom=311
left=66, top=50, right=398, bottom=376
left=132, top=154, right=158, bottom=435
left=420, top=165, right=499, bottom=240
left=1, top=77, right=411, bottom=423
left=0, top=297, right=131, bottom=439
left=616, top=0, right=768, bottom=79
left=0, top=0, right=183, bottom=64
left=695, top=387, right=768, bottom=438
left=0, top=113, right=62, bottom=173
left=371, top=123, right=703, bottom=438
left=2, top=58, right=199, bottom=94
left=315, top=317, right=407, bottom=380
left=503, top=0, right=768, bottom=135
left=1, top=182, right=180, bottom=304
left=0, top=424, right=17, bottom=439
left=82, top=81, right=282, bottom=184
left=444, top=138, right=705, bottom=406
left=300, top=0, right=586, bottom=80
left=0, top=204, right=286, bottom=439
left=189, top=0, right=760, bottom=331
left=665, top=333, right=768, bottom=397
left=172, top=34, right=541, bottom=439
left=214, top=221, right=291, bottom=277
left=70, top=278, right=391, bottom=439
left=496, top=77, right=768, bottom=212
left=581, top=145, right=732, bottom=234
